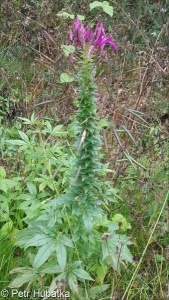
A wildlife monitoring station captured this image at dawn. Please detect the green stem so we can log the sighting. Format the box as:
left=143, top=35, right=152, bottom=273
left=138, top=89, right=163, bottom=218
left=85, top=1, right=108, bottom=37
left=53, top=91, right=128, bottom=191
left=72, top=53, right=102, bottom=206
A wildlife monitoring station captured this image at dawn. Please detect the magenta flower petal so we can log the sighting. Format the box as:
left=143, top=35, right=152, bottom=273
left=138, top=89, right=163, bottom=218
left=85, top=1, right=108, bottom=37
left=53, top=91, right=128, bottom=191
left=94, top=24, right=106, bottom=46
left=100, top=37, right=112, bottom=50
left=94, top=33, right=102, bottom=46
left=86, top=45, right=95, bottom=58
left=95, top=22, right=101, bottom=33
left=85, top=26, right=94, bottom=43
left=69, top=28, right=73, bottom=42
left=96, top=23, right=105, bottom=36
left=74, top=17, right=87, bottom=47
left=107, top=41, right=117, bottom=51
left=74, top=18, right=80, bottom=32
left=69, top=18, right=117, bottom=57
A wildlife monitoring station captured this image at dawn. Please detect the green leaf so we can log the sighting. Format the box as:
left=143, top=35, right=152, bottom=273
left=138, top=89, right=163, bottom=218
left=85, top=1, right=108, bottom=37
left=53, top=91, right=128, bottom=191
left=61, top=235, right=73, bottom=248
left=52, top=125, right=67, bottom=136
left=0, top=179, right=17, bottom=193
left=108, top=222, right=119, bottom=233
left=60, top=73, right=74, bottom=83
left=77, top=14, right=85, bottom=21
left=18, top=131, right=29, bottom=142
left=0, top=199, right=9, bottom=222
left=120, top=244, right=133, bottom=263
left=18, top=117, right=33, bottom=124
left=56, top=243, right=67, bottom=271
left=124, top=152, right=147, bottom=170
left=57, top=11, right=74, bottom=19
left=72, top=269, right=94, bottom=281
left=0, top=220, right=13, bottom=238
left=90, top=1, right=113, bottom=17
left=45, top=121, right=52, bottom=132
left=102, top=243, right=109, bottom=261
left=6, top=139, right=27, bottom=146
left=125, top=167, right=137, bottom=175
left=68, top=273, right=78, bottom=294
left=90, top=1, right=102, bottom=10
left=8, top=272, right=36, bottom=288
left=155, top=254, right=166, bottom=262
left=42, top=265, right=61, bottom=274
left=88, top=284, right=110, bottom=299
left=27, top=183, right=37, bottom=195
left=24, top=234, right=54, bottom=249
left=61, top=45, right=75, bottom=57
left=112, top=214, right=131, bottom=231
left=0, top=166, right=6, bottom=179
left=82, top=214, right=93, bottom=231
left=106, top=234, right=133, bottom=271
left=16, top=228, right=42, bottom=245
left=102, top=1, right=113, bottom=17
left=33, top=244, right=54, bottom=269
left=96, top=266, right=108, bottom=283
left=55, top=272, right=67, bottom=281
left=39, top=181, right=47, bottom=191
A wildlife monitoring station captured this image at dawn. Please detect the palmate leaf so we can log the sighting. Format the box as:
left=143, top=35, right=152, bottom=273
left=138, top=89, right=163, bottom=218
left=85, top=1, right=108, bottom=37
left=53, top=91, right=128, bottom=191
left=102, top=234, right=133, bottom=272
left=33, top=243, right=55, bottom=269
left=16, top=228, right=42, bottom=245
left=68, top=273, right=78, bottom=294
left=18, top=130, right=29, bottom=142
left=60, top=235, right=73, bottom=248
left=6, top=139, right=26, bottom=146
left=102, top=243, right=109, bottom=261
left=8, top=271, right=37, bottom=288
left=42, top=265, right=61, bottom=274
left=27, top=182, right=37, bottom=195
left=82, top=213, right=93, bottom=231
left=56, top=242, right=67, bottom=271
left=72, top=268, right=94, bottom=281
left=24, top=234, right=55, bottom=249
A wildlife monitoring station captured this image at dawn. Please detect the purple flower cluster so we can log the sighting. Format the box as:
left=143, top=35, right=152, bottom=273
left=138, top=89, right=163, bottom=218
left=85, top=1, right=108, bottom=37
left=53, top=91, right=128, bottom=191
left=69, top=18, right=117, bottom=58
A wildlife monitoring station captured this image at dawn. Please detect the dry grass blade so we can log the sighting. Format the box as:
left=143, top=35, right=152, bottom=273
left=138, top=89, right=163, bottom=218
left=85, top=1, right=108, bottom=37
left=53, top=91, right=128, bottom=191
left=125, top=108, right=149, bottom=125
left=121, top=125, right=137, bottom=146
left=112, top=127, right=125, bottom=152
left=124, top=152, right=147, bottom=170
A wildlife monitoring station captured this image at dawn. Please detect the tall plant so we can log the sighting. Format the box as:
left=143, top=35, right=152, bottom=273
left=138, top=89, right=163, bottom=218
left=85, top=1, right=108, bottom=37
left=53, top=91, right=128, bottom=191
left=64, top=18, right=117, bottom=226
left=9, top=18, right=133, bottom=298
